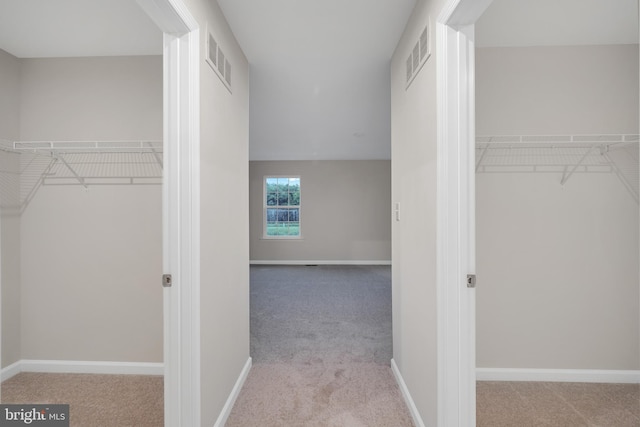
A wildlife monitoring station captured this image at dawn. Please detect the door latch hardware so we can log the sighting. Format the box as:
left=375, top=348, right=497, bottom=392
left=163, top=274, right=173, bottom=288
left=467, top=274, right=476, bottom=288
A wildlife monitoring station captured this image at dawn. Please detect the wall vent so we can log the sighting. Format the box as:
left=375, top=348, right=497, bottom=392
left=406, top=56, right=413, bottom=83
left=208, top=33, right=218, bottom=68
left=406, top=18, right=431, bottom=89
left=206, top=27, right=232, bottom=93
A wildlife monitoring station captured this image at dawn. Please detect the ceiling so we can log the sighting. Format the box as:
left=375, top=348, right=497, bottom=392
left=217, top=0, right=416, bottom=160
left=0, top=0, right=162, bottom=58
left=0, top=0, right=637, bottom=159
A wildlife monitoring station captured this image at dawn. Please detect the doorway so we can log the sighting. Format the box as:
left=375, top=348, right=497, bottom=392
left=0, top=1, right=200, bottom=425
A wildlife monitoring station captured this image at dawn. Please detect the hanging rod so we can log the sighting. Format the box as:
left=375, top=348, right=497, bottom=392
left=475, top=134, right=639, bottom=204
left=13, top=140, right=163, bottom=153
left=476, top=134, right=639, bottom=149
left=0, top=138, right=16, bottom=152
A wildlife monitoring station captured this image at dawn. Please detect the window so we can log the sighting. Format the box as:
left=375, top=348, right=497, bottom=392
left=264, top=176, right=300, bottom=238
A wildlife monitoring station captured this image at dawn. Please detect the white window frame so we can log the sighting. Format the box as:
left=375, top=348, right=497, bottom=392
left=263, top=175, right=301, bottom=239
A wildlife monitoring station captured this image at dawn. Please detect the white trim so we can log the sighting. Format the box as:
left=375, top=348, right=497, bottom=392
left=250, top=260, right=392, bottom=266
left=2, top=360, right=163, bottom=379
left=0, top=361, right=21, bottom=382
left=435, top=15, right=470, bottom=427
left=477, top=368, right=640, bottom=384
left=137, top=1, right=201, bottom=426
left=437, top=1, right=493, bottom=426
left=213, top=358, right=252, bottom=427
left=262, top=175, right=302, bottom=240
left=391, top=359, right=425, bottom=427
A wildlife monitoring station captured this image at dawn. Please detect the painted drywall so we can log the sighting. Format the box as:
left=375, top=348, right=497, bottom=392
left=476, top=45, right=639, bottom=136
left=249, top=160, right=391, bottom=262
left=0, top=154, right=20, bottom=369
left=17, top=56, right=163, bottom=363
left=19, top=56, right=162, bottom=141
left=0, top=49, right=20, bottom=141
left=476, top=45, right=640, bottom=370
left=476, top=173, right=639, bottom=369
left=249, top=64, right=393, bottom=161
left=20, top=185, right=162, bottom=362
left=181, top=0, right=251, bottom=424
left=0, top=48, right=21, bottom=368
left=391, top=0, right=446, bottom=425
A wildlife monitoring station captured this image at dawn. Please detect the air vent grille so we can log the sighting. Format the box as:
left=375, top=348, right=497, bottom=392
left=419, top=26, right=429, bottom=61
left=206, top=27, right=232, bottom=93
left=406, top=19, right=431, bottom=89
left=208, top=33, right=217, bottom=68
left=224, top=59, right=231, bottom=86
left=406, top=56, right=413, bottom=83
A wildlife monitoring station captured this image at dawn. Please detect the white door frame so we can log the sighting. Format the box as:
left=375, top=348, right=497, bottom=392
left=137, top=1, right=201, bottom=426
left=436, top=0, right=492, bottom=425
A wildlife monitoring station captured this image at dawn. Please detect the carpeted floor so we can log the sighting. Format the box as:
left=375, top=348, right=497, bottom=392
left=226, top=265, right=415, bottom=427
left=477, top=381, right=640, bottom=426
left=249, top=265, right=393, bottom=365
left=1, top=372, right=163, bottom=426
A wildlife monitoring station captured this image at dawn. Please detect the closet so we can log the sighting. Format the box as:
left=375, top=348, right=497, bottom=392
left=475, top=43, right=639, bottom=374
left=0, top=54, right=163, bottom=379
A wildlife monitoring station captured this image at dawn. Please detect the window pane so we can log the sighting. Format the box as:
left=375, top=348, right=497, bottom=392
left=267, top=193, right=277, bottom=206
left=277, top=177, right=288, bottom=187
left=278, top=192, right=289, bottom=206
left=277, top=209, right=289, bottom=222
left=266, top=178, right=278, bottom=193
left=288, top=208, right=299, bottom=222
left=289, top=190, right=300, bottom=206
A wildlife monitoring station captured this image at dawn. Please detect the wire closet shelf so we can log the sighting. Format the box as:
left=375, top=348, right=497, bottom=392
left=0, top=139, right=163, bottom=214
left=475, top=134, right=640, bottom=204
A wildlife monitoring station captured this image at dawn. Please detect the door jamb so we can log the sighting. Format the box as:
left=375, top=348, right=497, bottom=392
left=436, top=0, right=492, bottom=425
left=136, top=1, right=201, bottom=426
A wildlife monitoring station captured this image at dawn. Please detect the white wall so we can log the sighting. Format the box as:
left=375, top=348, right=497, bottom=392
left=476, top=45, right=640, bottom=370
left=0, top=48, right=21, bottom=368
left=476, top=45, right=639, bottom=136
left=477, top=173, right=639, bottom=369
left=391, top=0, right=445, bottom=424
left=19, top=56, right=162, bottom=141
left=21, top=186, right=162, bottom=362
left=0, top=153, right=20, bottom=368
left=249, top=160, right=391, bottom=263
left=181, top=0, right=251, bottom=424
left=0, top=49, right=20, bottom=141
left=17, top=55, right=163, bottom=363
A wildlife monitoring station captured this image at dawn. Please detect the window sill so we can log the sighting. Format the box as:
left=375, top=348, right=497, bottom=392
left=260, top=236, right=304, bottom=241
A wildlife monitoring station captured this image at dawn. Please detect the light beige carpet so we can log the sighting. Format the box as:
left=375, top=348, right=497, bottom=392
left=226, top=361, right=414, bottom=427
left=1, top=372, right=163, bottom=427
left=227, top=266, right=414, bottom=426
left=477, top=381, right=640, bottom=427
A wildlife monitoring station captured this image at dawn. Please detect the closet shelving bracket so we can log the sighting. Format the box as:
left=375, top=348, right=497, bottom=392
left=476, top=134, right=639, bottom=204
left=0, top=139, right=163, bottom=215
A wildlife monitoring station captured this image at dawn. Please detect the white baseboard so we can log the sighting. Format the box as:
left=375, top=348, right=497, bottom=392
left=0, top=360, right=22, bottom=382
left=250, top=260, right=392, bottom=266
left=476, top=368, right=640, bottom=384
left=391, top=359, right=426, bottom=427
left=214, top=357, right=252, bottom=427
left=1, top=360, right=163, bottom=380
